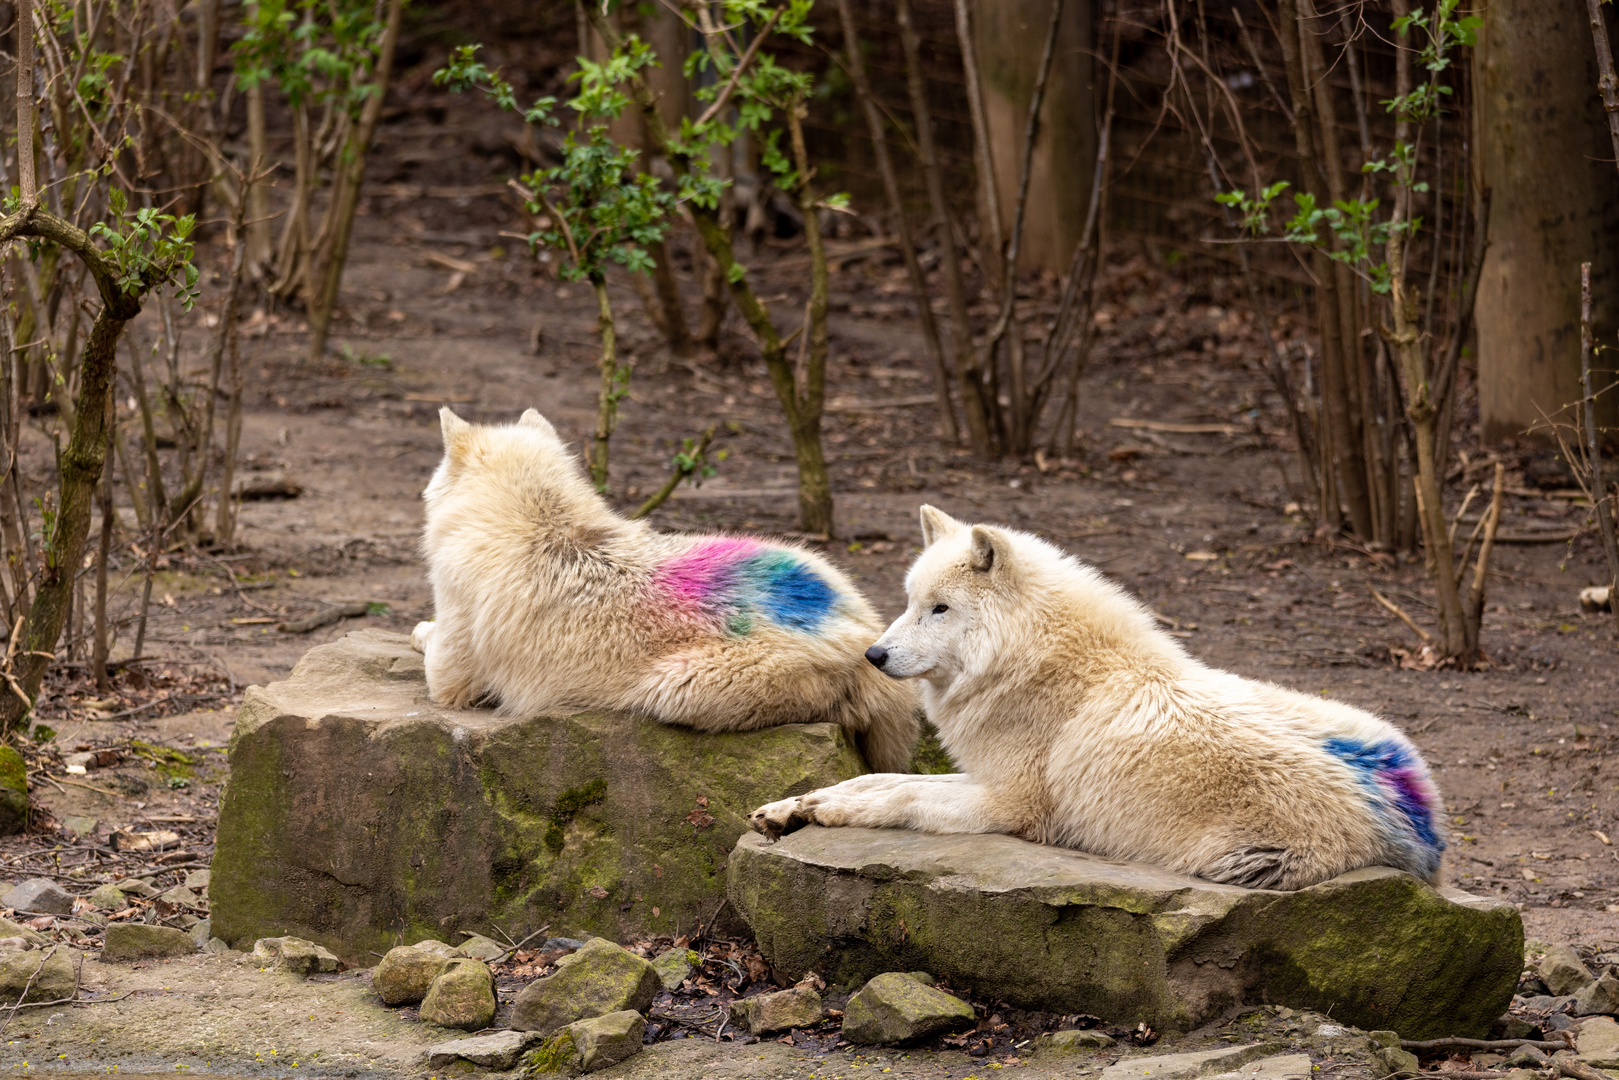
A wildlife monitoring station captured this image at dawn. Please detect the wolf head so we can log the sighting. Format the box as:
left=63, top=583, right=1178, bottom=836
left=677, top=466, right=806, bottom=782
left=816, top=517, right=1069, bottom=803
left=423, top=406, right=606, bottom=527
left=865, top=505, right=1026, bottom=680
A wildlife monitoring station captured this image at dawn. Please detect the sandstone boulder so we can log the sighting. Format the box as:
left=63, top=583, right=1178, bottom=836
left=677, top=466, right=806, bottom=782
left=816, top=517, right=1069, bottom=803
left=841, top=972, right=973, bottom=1045
left=651, top=947, right=699, bottom=991
left=511, top=937, right=661, bottom=1036
left=1580, top=1016, right=1619, bottom=1068
left=425, top=1029, right=539, bottom=1070
left=1542, top=944, right=1596, bottom=996
left=2, top=878, right=73, bottom=916
left=729, top=827, right=1522, bottom=1038
left=568, top=1010, right=646, bottom=1072
left=88, top=884, right=126, bottom=911
left=212, top=630, right=868, bottom=963
left=374, top=945, right=448, bottom=1005
left=1577, top=971, right=1619, bottom=1016
left=0, top=948, right=75, bottom=1001
left=420, top=958, right=496, bottom=1030
left=101, top=924, right=197, bottom=962
left=729, top=987, right=823, bottom=1035
left=252, top=936, right=339, bottom=975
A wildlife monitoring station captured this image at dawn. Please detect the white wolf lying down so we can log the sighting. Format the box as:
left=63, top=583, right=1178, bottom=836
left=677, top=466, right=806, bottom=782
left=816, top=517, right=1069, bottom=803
left=750, top=505, right=1446, bottom=890
left=410, top=408, right=918, bottom=771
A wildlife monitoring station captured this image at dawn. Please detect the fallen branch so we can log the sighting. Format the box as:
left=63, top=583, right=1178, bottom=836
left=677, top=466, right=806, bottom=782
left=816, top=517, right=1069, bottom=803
left=492, top=923, right=551, bottom=965
left=278, top=602, right=369, bottom=634
left=1370, top=585, right=1433, bottom=643
left=1400, top=1038, right=1570, bottom=1052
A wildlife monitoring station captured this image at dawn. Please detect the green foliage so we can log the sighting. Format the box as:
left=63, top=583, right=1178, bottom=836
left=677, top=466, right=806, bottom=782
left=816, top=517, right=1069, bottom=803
left=435, top=44, right=673, bottom=283
left=233, top=0, right=391, bottom=114
left=1213, top=0, right=1474, bottom=295
left=85, top=190, right=200, bottom=309
left=672, top=438, right=724, bottom=487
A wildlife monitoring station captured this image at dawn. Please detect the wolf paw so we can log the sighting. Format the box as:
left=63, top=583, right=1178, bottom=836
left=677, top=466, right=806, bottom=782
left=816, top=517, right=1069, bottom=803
left=410, top=620, right=435, bottom=654
left=749, top=797, right=813, bottom=842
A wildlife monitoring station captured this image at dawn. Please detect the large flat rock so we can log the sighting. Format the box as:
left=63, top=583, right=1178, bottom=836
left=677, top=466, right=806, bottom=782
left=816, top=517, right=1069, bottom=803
left=213, top=630, right=867, bottom=964
left=729, top=827, right=1522, bottom=1039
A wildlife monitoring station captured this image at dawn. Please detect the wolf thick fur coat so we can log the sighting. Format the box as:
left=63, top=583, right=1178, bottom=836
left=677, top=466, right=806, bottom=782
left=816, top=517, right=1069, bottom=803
left=751, top=506, right=1446, bottom=890
left=411, top=408, right=918, bottom=771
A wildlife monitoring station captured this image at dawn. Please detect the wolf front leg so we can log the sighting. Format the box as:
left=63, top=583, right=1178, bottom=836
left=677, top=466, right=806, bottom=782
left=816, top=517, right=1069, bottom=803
left=749, top=773, right=1019, bottom=841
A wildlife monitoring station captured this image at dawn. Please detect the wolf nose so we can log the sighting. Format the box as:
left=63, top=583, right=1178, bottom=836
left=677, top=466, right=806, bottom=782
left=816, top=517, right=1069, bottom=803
left=865, top=645, right=889, bottom=669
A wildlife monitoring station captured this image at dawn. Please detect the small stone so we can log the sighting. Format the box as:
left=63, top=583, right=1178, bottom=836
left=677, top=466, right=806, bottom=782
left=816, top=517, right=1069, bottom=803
left=1501, top=1071, right=1545, bottom=1080
left=375, top=945, right=451, bottom=1006
left=1549, top=1013, right=1578, bottom=1031
left=183, top=869, right=210, bottom=892
left=116, top=878, right=158, bottom=899
left=425, top=1030, right=540, bottom=1070
left=189, top=919, right=213, bottom=950
left=566, top=1010, right=646, bottom=1072
left=1035, top=1029, right=1116, bottom=1054
left=411, top=939, right=459, bottom=959
left=543, top=937, right=590, bottom=952
left=905, top=971, right=934, bottom=986
left=1578, top=971, right=1619, bottom=1016
left=0, top=948, right=74, bottom=1001
left=101, top=923, right=197, bottom=962
left=1580, top=1015, right=1619, bottom=1068
left=61, top=816, right=98, bottom=840
left=729, top=988, right=823, bottom=1035
left=1506, top=1045, right=1550, bottom=1068
left=1203, top=1054, right=1315, bottom=1080
left=455, top=933, right=506, bottom=961
left=0, top=937, right=28, bottom=952
left=157, top=886, right=201, bottom=909
left=0, top=746, right=27, bottom=836
left=1, top=878, right=73, bottom=916
left=1100, top=1044, right=1277, bottom=1080
left=88, top=884, right=126, bottom=911
left=1367, top=1031, right=1401, bottom=1050
left=511, top=938, right=661, bottom=1036
left=1522, top=994, right=1579, bottom=1013
left=1543, top=944, right=1596, bottom=996
left=526, top=1030, right=581, bottom=1075
left=205, top=937, right=231, bottom=954
left=651, top=947, right=699, bottom=991
left=1371, top=1046, right=1420, bottom=1074
left=0, top=918, right=47, bottom=947
left=1496, top=1016, right=1539, bottom=1040
left=420, top=958, right=497, bottom=1031
left=251, top=936, right=339, bottom=975
left=842, top=972, right=975, bottom=1045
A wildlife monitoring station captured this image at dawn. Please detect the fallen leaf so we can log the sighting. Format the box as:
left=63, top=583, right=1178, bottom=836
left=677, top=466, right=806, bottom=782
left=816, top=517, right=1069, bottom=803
left=1593, top=830, right=1611, bottom=846
left=587, top=886, right=609, bottom=900
left=1521, top=868, right=1538, bottom=881
left=686, top=808, right=715, bottom=829
left=1184, top=551, right=1219, bottom=562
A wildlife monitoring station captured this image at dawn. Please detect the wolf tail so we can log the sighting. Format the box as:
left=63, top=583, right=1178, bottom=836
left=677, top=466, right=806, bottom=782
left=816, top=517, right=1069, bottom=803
left=1323, top=735, right=1446, bottom=881
left=842, top=667, right=922, bottom=773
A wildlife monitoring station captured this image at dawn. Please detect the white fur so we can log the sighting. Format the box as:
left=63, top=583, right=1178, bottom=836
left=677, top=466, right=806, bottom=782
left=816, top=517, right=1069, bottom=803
left=413, top=408, right=919, bottom=771
left=750, top=506, right=1447, bottom=890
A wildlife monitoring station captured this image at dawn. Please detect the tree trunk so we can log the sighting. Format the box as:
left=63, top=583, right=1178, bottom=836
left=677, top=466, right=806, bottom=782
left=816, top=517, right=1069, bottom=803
left=307, top=0, right=404, bottom=363
left=1475, top=0, right=1619, bottom=441
left=969, top=0, right=1096, bottom=276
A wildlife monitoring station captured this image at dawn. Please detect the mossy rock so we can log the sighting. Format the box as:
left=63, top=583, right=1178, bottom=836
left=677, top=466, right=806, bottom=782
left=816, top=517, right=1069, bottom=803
left=211, top=630, right=868, bottom=964
left=0, top=745, right=27, bottom=836
left=729, top=827, right=1523, bottom=1039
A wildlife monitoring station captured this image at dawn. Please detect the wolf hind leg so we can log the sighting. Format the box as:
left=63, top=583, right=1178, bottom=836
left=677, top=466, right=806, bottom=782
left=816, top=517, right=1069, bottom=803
left=1201, top=844, right=1318, bottom=890
left=844, top=673, right=921, bottom=773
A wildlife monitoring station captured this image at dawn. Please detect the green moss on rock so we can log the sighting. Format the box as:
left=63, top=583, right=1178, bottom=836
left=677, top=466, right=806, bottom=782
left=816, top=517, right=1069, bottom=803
left=211, top=630, right=869, bottom=964
left=0, top=745, right=26, bottom=835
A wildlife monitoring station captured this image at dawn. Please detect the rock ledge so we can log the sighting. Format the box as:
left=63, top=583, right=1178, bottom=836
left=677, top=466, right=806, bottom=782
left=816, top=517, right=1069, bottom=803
left=728, top=826, right=1522, bottom=1038
left=212, top=630, right=866, bottom=963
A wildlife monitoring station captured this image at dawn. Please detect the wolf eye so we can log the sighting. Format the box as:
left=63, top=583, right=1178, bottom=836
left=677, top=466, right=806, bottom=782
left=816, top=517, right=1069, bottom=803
left=932, top=604, right=949, bottom=615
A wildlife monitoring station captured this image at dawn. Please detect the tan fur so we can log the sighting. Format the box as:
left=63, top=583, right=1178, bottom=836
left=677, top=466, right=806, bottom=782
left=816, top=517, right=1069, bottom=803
left=413, top=408, right=919, bottom=770
left=750, top=506, right=1447, bottom=890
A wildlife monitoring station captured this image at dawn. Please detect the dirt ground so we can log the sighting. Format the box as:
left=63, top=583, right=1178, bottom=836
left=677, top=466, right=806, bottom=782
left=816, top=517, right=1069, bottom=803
left=0, top=44, right=1614, bottom=1075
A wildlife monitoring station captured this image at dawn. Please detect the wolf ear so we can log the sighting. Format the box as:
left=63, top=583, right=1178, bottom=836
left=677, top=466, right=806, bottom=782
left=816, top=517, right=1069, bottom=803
left=968, top=525, right=1012, bottom=575
left=517, top=408, right=558, bottom=437
left=919, top=505, right=963, bottom=548
left=440, top=407, right=472, bottom=446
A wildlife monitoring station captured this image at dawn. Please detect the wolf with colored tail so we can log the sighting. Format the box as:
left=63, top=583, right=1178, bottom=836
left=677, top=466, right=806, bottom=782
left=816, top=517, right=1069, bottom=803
left=411, top=408, right=918, bottom=771
left=750, top=506, right=1445, bottom=889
